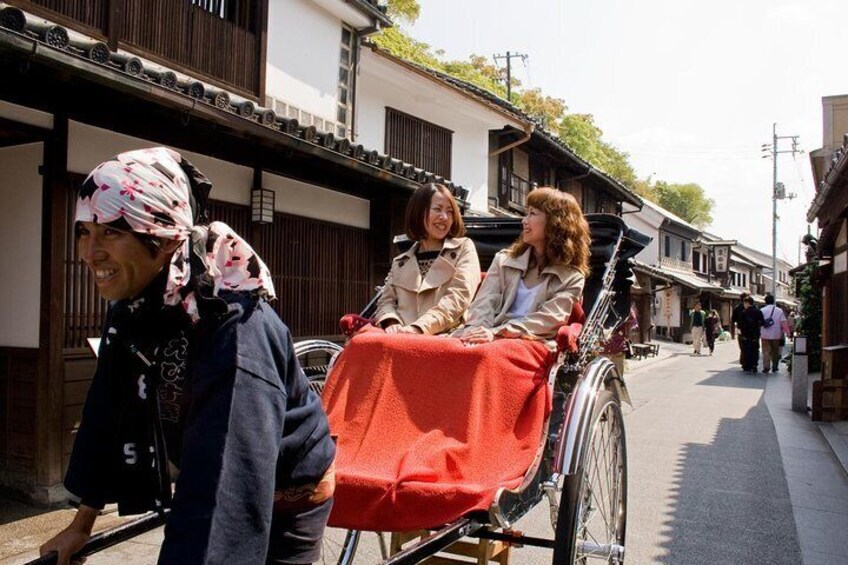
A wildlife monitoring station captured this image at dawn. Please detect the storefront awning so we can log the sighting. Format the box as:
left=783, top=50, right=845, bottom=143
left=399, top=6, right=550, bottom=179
left=632, top=262, right=724, bottom=292
left=777, top=297, right=799, bottom=309
left=661, top=269, right=725, bottom=292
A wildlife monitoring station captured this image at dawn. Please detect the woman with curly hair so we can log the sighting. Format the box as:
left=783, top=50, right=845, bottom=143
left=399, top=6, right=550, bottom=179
left=455, top=187, right=589, bottom=344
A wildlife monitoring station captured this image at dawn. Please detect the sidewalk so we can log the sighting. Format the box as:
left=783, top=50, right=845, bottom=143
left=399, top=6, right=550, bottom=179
left=624, top=337, right=704, bottom=376
left=756, top=365, right=848, bottom=564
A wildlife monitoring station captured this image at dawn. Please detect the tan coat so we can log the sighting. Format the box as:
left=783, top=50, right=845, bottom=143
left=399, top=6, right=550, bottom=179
left=462, top=248, right=585, bottom=340
left=373, top=237, right=481, bottom=335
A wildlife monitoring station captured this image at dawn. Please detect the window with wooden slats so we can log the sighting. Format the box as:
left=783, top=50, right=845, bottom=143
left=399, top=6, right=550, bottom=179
left=385, top=108, right=452, bottom=179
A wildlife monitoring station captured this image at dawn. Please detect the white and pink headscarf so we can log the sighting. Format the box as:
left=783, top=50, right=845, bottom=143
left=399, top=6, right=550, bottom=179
left=75, top=147, right=275, bottom=321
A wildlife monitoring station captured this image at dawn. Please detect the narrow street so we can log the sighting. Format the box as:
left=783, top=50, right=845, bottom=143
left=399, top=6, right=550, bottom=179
left=619, top=342, right=802, bottom=564
left=5, top=341, right=847, bottom=564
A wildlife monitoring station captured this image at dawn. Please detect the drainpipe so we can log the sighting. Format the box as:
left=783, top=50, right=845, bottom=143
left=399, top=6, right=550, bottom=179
left=489, top=123, right=535, bottom=157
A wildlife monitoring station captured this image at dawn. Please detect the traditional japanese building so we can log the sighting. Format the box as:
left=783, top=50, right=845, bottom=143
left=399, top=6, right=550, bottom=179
left=808, top=95, right=848, bottom=419
left=0, top=0, right=475, bottom=503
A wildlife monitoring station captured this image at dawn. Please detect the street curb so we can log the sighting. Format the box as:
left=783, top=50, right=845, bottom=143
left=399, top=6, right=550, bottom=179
left=817, top=423, right=848, bottom=479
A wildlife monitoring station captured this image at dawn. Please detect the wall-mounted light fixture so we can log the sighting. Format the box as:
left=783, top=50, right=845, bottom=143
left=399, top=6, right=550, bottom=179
left=251, top=188, right=275, bottom=224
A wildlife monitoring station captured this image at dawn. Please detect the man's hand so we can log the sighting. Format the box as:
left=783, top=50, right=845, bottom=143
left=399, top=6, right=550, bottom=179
left=40, top=505, right=97, bottom=565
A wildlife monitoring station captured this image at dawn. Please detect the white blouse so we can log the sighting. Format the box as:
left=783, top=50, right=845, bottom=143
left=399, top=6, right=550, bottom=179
left=506, top=278, right=543, bottom=319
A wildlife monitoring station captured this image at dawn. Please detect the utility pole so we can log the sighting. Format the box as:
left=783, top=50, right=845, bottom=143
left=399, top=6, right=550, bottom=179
left=493, top=51, right=527, bottom=101
left=761, top=123, right=800, bottom=297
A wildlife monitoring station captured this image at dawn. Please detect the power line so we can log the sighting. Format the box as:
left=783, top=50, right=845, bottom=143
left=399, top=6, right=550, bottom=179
left=762, top=123, right=801, bottom=294
left=492, top=51, right=527, bottom=100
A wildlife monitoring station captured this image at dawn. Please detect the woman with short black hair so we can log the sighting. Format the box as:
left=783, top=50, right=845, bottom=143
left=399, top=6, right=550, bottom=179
left=373, top=183, right=481, bottom=335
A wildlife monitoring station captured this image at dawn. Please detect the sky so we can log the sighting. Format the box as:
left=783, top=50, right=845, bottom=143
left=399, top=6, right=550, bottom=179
left=405, top=0, right=848, bottom=265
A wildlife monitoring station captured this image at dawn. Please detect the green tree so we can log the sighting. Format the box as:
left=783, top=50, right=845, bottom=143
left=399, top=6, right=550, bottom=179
left=385, top=0, right=420, bottom=24
left=797, top=264, right=822, bottom=372
left=653, top=181, right=714, bottom=228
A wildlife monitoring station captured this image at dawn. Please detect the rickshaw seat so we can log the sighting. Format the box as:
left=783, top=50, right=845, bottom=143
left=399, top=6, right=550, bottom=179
left=321, top=333, right=553, bottom=532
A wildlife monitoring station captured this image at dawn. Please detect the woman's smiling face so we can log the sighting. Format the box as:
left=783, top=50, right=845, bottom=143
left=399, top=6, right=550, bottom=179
left=424, top=190, right=454, bottom=243
left=521, top=205, right=547, bottom=249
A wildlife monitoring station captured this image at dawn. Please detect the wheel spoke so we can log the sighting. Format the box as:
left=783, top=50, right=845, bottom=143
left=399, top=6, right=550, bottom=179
left=579, top=400, right=624, bottom=561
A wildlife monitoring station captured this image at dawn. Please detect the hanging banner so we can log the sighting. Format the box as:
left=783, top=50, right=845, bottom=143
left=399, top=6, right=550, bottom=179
left=714, top=245, right=730, bottom=273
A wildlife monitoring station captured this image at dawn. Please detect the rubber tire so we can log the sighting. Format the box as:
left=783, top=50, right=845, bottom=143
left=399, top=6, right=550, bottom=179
left=552, top=389, right=628, bottom=564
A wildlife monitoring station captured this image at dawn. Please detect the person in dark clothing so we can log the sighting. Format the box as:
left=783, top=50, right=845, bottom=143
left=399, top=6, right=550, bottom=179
left=704, top=309, right=720, bottom=355
left=737, top=297, right=764, bottom=374
left=731, top=292, right=751, bottom=366
left=40, top=148, right=335, bottom=565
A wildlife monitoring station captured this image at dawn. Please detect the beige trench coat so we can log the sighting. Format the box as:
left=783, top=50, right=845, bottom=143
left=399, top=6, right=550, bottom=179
left=461, top=247, right=585, bottom=340
left=373, top=237, right=481, bottom=335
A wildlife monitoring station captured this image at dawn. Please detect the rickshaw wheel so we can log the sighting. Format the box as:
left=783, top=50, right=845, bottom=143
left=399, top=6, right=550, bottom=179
left=317, top=528, right=361, bottom=565
left=552, top=389, right=627, bottom=564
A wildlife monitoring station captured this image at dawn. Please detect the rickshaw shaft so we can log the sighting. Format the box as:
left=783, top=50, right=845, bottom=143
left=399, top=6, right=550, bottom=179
left=472, top=529, right=556, bottom=549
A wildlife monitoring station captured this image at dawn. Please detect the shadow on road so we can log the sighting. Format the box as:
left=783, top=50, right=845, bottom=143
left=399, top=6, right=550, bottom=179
left=655, top=368, right=802, bottom=564
left=695, top=368, right=768, bottom=389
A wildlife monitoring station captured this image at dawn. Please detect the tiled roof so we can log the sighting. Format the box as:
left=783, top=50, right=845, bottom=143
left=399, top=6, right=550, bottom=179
left=365, top=43, right=642, bottom=208
left=808, top=132, right=848, bottom=222
left=0, top=5, right=467, bottom=202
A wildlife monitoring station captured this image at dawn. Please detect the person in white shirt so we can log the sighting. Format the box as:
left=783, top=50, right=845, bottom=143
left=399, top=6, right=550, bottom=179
left=759, top=294, right=788, bottom=373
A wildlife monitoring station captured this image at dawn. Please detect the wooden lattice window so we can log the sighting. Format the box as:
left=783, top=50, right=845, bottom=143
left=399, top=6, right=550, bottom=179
left=385, top=108, right=452, bottom=179
left=210, top=200, right=372, bottom=338
left=64, top=176, right=109, bottom=349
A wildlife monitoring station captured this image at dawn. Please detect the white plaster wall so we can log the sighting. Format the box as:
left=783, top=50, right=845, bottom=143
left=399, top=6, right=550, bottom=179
left=627, top=209, right=660, bottom=265
left=66, top=121, right=368, bottom=228
left=357, top=49, right=523, bottom=214
left=0, top=100, right=53, bottom=130
left=266, top=0, right=341, bottom=125
left=262, top=172, right=369, bottom=228
left=67, top=121, right=251, bottom=205
left=0, top=144, right=43, bottom=347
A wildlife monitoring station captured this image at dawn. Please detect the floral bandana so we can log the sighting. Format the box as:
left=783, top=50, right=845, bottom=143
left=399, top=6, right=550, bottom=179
left=75, top=147, right=276, bottom=321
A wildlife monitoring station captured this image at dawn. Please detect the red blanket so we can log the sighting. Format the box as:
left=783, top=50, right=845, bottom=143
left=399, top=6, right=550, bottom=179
left=322, top=333, right=553, bottom=531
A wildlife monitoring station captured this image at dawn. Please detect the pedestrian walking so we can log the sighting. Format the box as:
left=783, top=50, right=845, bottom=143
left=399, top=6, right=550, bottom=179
left=704, top=309, right=720, bottom=355
left=760, top=294, right=788, bottom=374
left=731, top=292, right=751, bottom=367
left=689, top=302, right=706, bottom=355
left=787, top=309, right=799, bottom=339
left=601, top=304, right=639, bottom=376
left=738, top=297, right=764, bottom=373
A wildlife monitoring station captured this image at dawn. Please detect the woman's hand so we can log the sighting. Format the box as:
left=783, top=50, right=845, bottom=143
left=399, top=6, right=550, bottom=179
left=384, top=323, right=402, bottom=334
left=495, top=326, right=523, bottom=339
left=457, top=326, right=495, bottom=345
